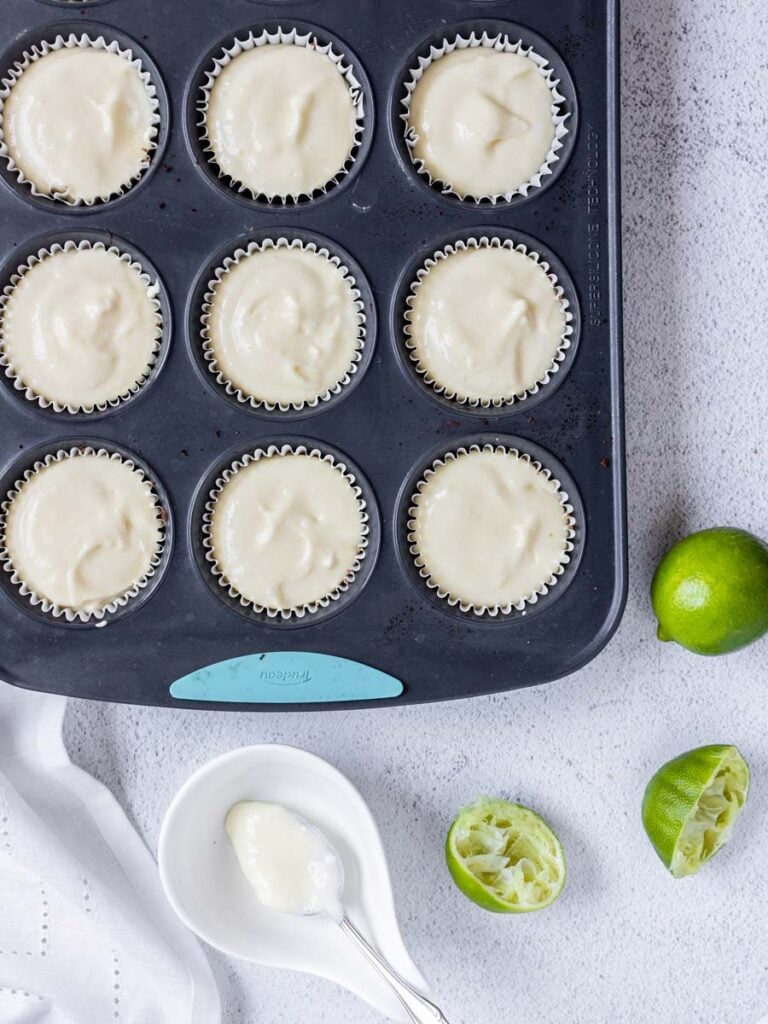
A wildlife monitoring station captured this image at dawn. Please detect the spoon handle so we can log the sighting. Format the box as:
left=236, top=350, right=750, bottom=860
left=339, top=915, right=450, bottom=1024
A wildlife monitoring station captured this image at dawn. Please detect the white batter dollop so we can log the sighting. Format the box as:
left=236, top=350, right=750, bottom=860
left=2, top=47, right=155, bottom=203
left=408, top=48, right=556, bottom=197
left=408, top=245, right=565, bottom=403
left=226, top=802, right=343, bottom=919
left=3, top=453, right=162, bottom=612
left=411, top=449, right=570, bottom=609
left=206, top=246, right=359, bottom=406
left=205, top=44, right=357, bottom=197
left=210, top=453, right=364, bottom=611
left=1, top=247, right=160, bottom=409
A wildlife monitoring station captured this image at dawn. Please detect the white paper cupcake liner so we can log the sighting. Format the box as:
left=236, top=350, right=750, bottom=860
left=197, top=27, right=365, bottom=204
left=0, top=33, right=161, bottom=206
left=400, top=32, right=570, bottom=203
left=407, top=443, right=576, bottom=617
left=201, top=237, right=366, bottom=412
left=0, top=240, right=163, bottom=414
left=202, top=444, right=370, bottom=619
left=404, top=236, right=573, bottom=409
left=0, top=446, right=166, bottom=623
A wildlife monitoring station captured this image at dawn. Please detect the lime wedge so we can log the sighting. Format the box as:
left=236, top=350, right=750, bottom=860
left=642, top=745, right=750, bottom=877
left=446, top=797, right=566, bottom=913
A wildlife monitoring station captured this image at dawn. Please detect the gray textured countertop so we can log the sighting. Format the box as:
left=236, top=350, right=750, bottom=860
left=63, top=2, right=768, bottom=1021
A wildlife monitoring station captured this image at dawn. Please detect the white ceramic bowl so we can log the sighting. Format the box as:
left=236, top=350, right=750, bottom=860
left=158, top=744, right=431, bottom=1021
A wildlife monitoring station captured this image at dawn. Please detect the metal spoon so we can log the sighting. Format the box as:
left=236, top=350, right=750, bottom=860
left=317, top=845, right=450, bottom=1024
left=275, top=819, right=451, bottom=1024
left=336, top=910, right=450, bottom=1024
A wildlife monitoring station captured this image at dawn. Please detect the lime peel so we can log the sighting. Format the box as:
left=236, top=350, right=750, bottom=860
left=446, top=798, right=566, bottom=913
left=642, top=745, right=750, bottom=878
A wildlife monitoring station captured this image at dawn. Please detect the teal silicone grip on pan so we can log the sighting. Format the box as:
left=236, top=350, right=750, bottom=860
left=170, top=652, right=403, bottom=704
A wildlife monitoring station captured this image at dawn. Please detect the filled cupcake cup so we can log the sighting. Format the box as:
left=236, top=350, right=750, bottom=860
left=0, top=33, right=162, bottom=207
left=400, top=30, right=571, bottom=204
left=200, top=237, right=367, bottom=413
left=403, top=235, right=574, bottom=410
left=202, top=443, right=370, bottom=620
left=196, top=27, right=366, bottom=206
left=407, top=443, right=576, bottom=618
left=0, top=446, right=167, bottom=624
left=0, top=239, right=164, bottom=415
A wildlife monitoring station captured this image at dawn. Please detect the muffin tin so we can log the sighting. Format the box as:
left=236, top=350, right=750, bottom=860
left=0, top=0, right=625, bottom=709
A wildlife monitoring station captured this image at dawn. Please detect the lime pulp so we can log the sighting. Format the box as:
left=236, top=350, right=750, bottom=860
left=446, top=797, right=566, bottom=913
left=642, top=745, right=750, bottom=878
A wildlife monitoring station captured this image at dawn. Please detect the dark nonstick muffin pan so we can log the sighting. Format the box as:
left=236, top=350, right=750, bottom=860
left=0, top=0, right=625, bottom=709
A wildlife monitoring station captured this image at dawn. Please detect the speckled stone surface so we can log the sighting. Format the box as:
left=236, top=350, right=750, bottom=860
left=61, top=2, right=768, bottom=1022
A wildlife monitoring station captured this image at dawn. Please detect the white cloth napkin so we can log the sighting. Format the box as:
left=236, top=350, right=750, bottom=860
left=0, top=681, right=220, bottom=1024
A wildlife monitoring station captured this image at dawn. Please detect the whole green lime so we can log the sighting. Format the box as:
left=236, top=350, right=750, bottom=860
left=651, top=527, right=768, bottom=655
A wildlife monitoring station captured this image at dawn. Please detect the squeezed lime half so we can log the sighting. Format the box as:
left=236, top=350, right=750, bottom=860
left=642, top=745, right=750, bottom=878
left=446, top=797, right=566, bottom=913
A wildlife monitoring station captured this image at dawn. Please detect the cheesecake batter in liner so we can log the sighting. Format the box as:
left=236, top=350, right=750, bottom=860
left=200, top=237, right=366, bottom=413
left=195, top=26, right=366, bottom=206
left=407, top=442, right=576, bottom=617
left=0, top=32, right=162, bottom=207
left=0, top=239, right=164, bottom=415
left=400, top=30, right=570, bottom=204
left=403, top=235, right=574, bottom=409
left=202, top=443, right=370, bottom=620
left=0, top=446, right=167, bottom=624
